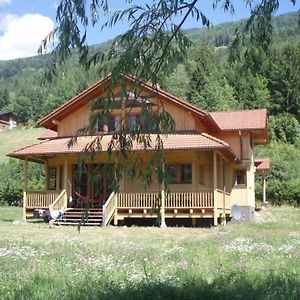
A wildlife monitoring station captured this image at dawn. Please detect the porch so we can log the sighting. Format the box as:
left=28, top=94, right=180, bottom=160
left=23, top=188, right=231, bottom=226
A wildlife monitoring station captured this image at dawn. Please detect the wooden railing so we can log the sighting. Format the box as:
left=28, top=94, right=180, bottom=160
left=103, top=192, right=117, bottom=226
left=118, top=192, right=160, bottom=208
left=215, top=189, right=231, bottom=211
left=117, top=190, right=214, bottom=209
left=166, top=190, right=213, bottom=208
left=26, top=191, right=60, bottom=208
left=49, top=189, right=68, bottom=211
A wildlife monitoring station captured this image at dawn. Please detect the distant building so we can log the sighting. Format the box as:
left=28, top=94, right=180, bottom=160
left=0, top=111, right=17, bottom=130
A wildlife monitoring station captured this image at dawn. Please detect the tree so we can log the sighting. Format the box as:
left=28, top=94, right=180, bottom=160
left=40, top=0, right=298, bottom=190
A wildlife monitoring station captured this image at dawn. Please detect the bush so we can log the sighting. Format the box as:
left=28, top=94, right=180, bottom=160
left=0, top=182, right=23, bottom=206
left=267, top=180, right=300, bottom=207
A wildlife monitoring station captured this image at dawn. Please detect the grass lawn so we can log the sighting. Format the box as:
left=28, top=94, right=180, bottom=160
left=0, top=127, right=43, bottom=163
left=0, top=206, right=299, bottom=299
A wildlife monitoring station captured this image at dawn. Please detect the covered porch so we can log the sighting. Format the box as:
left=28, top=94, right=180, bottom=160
left=8, top=133, right=237, bottom=226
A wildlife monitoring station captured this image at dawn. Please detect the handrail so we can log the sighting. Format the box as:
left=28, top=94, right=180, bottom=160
left=49, top=189, right=67, bottom=211
left=103, top=191, right=117, bottom=226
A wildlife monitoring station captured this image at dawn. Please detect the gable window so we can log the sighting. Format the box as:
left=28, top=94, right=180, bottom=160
left=234, top=170, right=246, bottom=185
left=108, top=115, right=121, bottom=132
left=126, top=114, right=140, bottom=130
left=166, top=164, right=192, bottom=184
left=47, top=167, right=57, bottom=190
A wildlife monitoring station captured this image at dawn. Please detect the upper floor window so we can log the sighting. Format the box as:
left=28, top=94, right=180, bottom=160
left=108, top=115, right=121, bottom=132
left=126, top=114, right=140, bottom=130
left=234, top=169, right=246, bottom=185
left=97, top=115, right=121, bottom=132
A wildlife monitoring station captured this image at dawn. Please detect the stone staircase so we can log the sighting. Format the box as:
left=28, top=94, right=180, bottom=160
left=54, top=208, right=103, bottom=226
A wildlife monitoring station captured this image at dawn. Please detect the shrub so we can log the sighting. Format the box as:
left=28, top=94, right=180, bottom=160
left=267, top=180, right=300, bottom=207
left=0, top=182, right=23, bottom=206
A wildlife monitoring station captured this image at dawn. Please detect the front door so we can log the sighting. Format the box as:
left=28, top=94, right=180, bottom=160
left=73, top=164, right=111, bottom=207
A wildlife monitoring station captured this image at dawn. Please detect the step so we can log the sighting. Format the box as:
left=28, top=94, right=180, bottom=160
left=54, top=221, right=102, bottom=226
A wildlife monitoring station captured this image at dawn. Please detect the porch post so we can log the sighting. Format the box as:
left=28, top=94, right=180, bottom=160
left=44, top=160, right=48, bottom=191
left=262, top=174, right=267, bottom=204
left=23, top=158, right=28, bottom=221
left=213, top=151, right=218, bottom=226
left=56, top=165, right=60, bottom=191
left=160, top=163, right=167, bottom=228
left=63, top=156, right=68, bottom=192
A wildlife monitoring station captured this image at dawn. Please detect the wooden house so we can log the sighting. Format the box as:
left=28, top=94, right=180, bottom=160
left=0, top=111, right=17, bottom=130
left=8, top=75, right=268, bottom=226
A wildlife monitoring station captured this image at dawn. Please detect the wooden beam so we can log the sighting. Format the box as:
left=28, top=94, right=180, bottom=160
left=262, top=174, right=267, bottom=204
left=160, top=163, right=167, bottom=228
left=23, top=158, right=28, bottom=221
left=213, top=151, right=218, bottom=226
left=63, top=156, right=68, bottom=191
left=44, top=160, right=48, bottom=191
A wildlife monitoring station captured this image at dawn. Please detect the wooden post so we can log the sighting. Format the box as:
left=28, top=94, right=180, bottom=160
left=114, top=209, right=118, bottom=226
left=44, top=160, right=48, bottom=191
left=56, top=165, right=60, bottom=191
left=213, top=151, right=218, bottom=226
left=23, top=158, right=28, bottom=221
left=160, top=163, right=167, bottom=228
left=63, top=156, right=68, bottom=192
left=262, top=174, right=267, bottom=204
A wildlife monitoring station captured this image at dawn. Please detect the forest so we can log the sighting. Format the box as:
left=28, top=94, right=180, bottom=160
left=0, top=12, right=299, bottom=206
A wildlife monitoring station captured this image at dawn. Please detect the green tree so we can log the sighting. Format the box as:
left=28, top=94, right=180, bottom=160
left=266, top=44, right=300, bottom=119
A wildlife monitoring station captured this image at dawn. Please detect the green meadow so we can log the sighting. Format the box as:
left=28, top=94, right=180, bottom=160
left=0, top=206, right=299, bottom=300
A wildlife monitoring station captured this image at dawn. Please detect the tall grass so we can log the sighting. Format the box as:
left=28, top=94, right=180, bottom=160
left=0, top=206, right=299, bottom=299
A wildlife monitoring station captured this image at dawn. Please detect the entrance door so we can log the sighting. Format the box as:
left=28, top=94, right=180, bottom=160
left=73, top=164, right=112, bottom=207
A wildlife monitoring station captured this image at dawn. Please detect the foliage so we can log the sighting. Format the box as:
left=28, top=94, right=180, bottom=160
left=0, top=159, right=44, bottom=206
left=0, top=182, right=22, bottom=206
left=255, top=142, right=300, bottom=205
left=269, top=113, right=300, bottom=144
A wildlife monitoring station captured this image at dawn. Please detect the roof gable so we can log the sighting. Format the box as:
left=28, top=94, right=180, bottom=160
left=38, top=75, right=218, bottom=131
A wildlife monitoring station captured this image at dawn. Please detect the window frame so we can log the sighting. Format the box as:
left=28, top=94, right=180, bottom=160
left=233, top=169, right=247, bottom=186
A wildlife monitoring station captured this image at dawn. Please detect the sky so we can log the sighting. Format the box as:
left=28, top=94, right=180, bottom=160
left=0, top=0, right=298, bottom=61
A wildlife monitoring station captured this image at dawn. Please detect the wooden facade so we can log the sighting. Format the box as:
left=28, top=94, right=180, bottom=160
left=9, top=75, right=268, bottom=226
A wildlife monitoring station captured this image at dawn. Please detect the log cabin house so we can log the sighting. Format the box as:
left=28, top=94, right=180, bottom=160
left=8, top=75, right=269, bottom=226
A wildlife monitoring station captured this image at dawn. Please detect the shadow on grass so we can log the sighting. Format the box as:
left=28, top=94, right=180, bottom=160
left=10, top=270, right=299, bottom=300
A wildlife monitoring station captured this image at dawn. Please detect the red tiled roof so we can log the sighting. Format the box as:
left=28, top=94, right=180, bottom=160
left=254, top=158, right=270, bottom=172
left=8, top=132, right=236, bottom=159
left=38, top=129, right=58, bottom=140
left=210, top=109, right=267, bottom=131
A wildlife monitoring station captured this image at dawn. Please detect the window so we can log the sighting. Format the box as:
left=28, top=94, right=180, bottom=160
left=47, top=167, right=56, bottom=190
left=97, top=115, right=121, bottom=132
left=234, top=170, right=246, bottom=185
left=126, top=114, right=140, bottom=130
left=108, top=115, right=121, bottom=132
left=166, top=164, right=177, bottom=183
left=181, top=164, right=192, bottom=183
left=199, top=165, right=205, bottom=185
left=166, top=164, right=192, bottom=184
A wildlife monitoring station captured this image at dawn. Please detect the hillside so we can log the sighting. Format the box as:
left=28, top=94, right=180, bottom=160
left=0, top=128, right=43, bottom=163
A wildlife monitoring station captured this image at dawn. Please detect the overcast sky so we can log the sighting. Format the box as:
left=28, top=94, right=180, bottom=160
left=0, top=0, right=298, bottom=61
